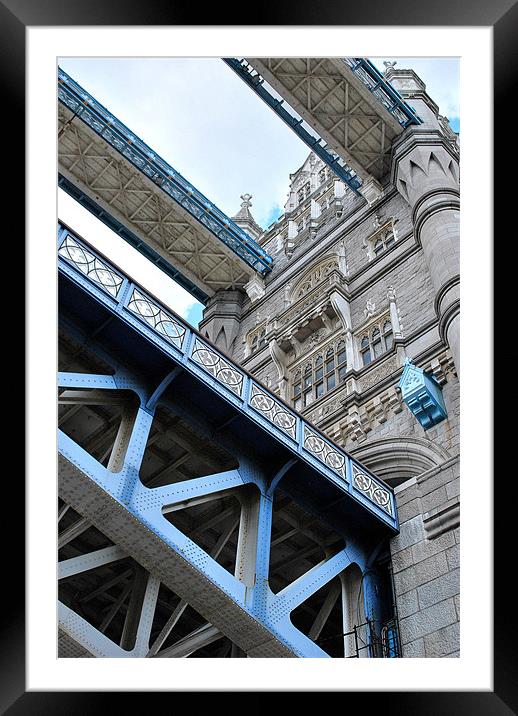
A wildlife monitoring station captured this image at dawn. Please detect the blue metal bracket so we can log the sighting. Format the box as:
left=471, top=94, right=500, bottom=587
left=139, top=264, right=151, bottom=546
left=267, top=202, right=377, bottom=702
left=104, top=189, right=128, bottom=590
left=58, top=68, right=273, bottom=276
left=343, top=59, right=422, bottom=128
left=398, top=358, right=447, bottom=430
left=222, top=58, right=363, bottom=195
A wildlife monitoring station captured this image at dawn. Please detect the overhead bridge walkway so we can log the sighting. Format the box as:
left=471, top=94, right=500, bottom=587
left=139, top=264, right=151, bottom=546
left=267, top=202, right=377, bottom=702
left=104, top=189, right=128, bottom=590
left=58, top=222, right=398, bottom=658
left=224, top=57, right=421, bottom=203
left=58, top=68, right=272, bottom=304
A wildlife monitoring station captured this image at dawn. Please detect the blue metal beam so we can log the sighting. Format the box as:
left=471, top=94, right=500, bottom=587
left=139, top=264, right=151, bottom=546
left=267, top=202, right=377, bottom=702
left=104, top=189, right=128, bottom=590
left=342, top=58, right=422, bottom=128
left=58, top=221, right=398, bottom=532
left=222, top=58, right=363, bottom=194
left=58, top=68, right=273, bottom=276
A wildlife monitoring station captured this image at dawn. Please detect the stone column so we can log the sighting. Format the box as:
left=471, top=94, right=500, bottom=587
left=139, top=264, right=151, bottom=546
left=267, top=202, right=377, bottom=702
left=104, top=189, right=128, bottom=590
left=388, top=67, right=460, bottom=374
left=198, top=289, right=244, bottom=355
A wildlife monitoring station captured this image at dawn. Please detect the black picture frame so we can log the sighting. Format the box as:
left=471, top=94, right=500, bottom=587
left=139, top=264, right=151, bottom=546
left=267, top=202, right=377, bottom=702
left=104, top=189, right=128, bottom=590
left=7, top=0, right=508, bottom=711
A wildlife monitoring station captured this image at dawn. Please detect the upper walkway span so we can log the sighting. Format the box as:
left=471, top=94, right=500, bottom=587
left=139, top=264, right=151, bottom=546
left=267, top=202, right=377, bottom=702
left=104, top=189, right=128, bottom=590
left=224, top=58, right=422, bottom=203
left=58, top=68, right=273, bottom=303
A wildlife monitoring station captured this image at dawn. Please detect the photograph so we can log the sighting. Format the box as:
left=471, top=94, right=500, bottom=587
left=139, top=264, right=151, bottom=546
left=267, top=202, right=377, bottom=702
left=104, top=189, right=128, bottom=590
left=56, top=55, right=461, bottom=660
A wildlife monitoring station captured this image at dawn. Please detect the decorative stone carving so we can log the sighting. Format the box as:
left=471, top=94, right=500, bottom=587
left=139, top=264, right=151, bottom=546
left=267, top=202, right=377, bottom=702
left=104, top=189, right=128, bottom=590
left=394, top=143, right=459, bottom=207
left=340, top=385, right=403, bottom=443
left=291, top=258, right=341, bottom=302
left=244, top=274, right=266, bottom=303
left=359, top=177, right=383, bottom=205
left=364, top=300, right=376, bottom=319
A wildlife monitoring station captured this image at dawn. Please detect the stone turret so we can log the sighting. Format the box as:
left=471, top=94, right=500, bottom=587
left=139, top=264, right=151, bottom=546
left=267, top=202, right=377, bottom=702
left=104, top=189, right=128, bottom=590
left=231, top=193, right=263, bottom=241
left=388, top=62, right=461, bottom=374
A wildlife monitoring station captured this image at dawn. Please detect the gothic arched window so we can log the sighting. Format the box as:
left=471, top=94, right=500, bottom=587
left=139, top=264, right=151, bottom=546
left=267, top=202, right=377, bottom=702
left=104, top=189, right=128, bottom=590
left=291, top=339, right=349, bottom=408
left=249, top=326, right=267, bottom=355
left=383, top=321, right=394, bottom=351
left=370, top=226, right=396, bottom=259
left=360, top=336, right=371, bottom=366
left=360, top=320, right=394, bottom=367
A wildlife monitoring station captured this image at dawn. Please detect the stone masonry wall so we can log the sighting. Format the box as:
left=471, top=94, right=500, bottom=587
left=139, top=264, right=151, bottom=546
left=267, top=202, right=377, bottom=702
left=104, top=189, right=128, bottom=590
left=391, top=459, right=460, bottom=657
left=201, top=148, right=460, bottom=657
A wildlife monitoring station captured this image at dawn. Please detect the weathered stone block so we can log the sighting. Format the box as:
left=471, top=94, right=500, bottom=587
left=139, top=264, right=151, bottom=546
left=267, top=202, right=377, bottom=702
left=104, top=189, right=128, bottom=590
left=395, top=551, right=449, bottom=594
left=424, top=621, right=460, bottom=657
left=417, top=568, right=460, bottom=609
left=394, top=480, right=420, bottom=507
left=391, top=545, right=414, bottom=573
left=411, top=530, right=455, bottom=565
left=402, top=638, right=425, bottom=658
left=397, top=589, right=419, bottom=619
left=422, top=485, right=448, bottom=514
left=446, top=544, right=460, bottom=570
left=446, top=478, right=460, bottom=500
left=399, top=598, right=457, bottom=644
left=398, top=497, right=423, bottom=523
left=418, top=467, right=454, bottom=497
left=390, top=515, right=424, bottom=554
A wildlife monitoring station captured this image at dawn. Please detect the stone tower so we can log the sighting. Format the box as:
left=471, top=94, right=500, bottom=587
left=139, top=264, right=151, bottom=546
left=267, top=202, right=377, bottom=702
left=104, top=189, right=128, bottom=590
left=200, top=64, right=460, bottom=658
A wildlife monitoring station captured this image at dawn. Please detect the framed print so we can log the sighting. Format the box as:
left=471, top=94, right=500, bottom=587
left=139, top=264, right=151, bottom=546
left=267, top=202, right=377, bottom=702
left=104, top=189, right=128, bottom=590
left=6, top=0, right=507, bottom=710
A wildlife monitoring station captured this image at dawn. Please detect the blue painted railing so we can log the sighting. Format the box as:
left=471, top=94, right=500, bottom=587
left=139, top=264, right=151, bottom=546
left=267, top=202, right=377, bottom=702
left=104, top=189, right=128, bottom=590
left=342, top=58, right=422, bottom=128
left=58, top=221, right=398, bottom=533
left=58, top=68, right=273, bottom=276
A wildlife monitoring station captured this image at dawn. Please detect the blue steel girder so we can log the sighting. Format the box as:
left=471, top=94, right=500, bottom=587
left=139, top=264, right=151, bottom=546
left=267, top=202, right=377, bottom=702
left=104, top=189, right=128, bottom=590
left=57, top=68, right=273, bottom=294
left=58, top=220, right=398, bottom=532
left=342, top=58, right=422, bottom=128
left=58, top=222, right=399, bottom=657
left=227, top=58, right=422, bottom=188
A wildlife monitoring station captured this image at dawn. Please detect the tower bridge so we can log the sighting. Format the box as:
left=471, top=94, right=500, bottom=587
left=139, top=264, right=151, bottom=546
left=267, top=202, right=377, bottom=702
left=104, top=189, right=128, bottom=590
left=57, top=58, right=460, bottom=659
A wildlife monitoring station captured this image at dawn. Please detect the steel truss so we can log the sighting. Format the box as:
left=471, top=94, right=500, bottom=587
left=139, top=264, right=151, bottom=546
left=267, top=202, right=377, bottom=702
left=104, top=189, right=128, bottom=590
left=58, top=222, right=398, bottom=658
left=225, top=58, right=422, bottom=201
left=58, top=68, right=273, bottom=301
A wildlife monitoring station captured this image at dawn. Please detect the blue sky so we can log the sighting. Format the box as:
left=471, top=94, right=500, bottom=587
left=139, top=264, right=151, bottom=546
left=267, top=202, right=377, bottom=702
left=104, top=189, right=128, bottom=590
left=58, top=57, right=459, bottom=327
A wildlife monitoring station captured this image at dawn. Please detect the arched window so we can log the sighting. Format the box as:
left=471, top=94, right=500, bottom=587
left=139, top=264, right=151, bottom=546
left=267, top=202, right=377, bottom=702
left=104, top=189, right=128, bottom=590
left=385, top=231, right=395, bottom=249
left=360, top=336, right=371, bottom=366
left=383, top=321, right=393, bottom=351
left=360, top=319, right=394, bottom=367
left=315, top=355, right=324, bottom=398
left=291, top=339, right=350, bottom=408
left=318, top=167, right=327, bottom=185
left=250, top=326, right=267, bottom=355
left=370, top=226, right=396, bottom=259
left=372, top=327, right=383, bottom=359
left=303, top=363, right=313, bottom=406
